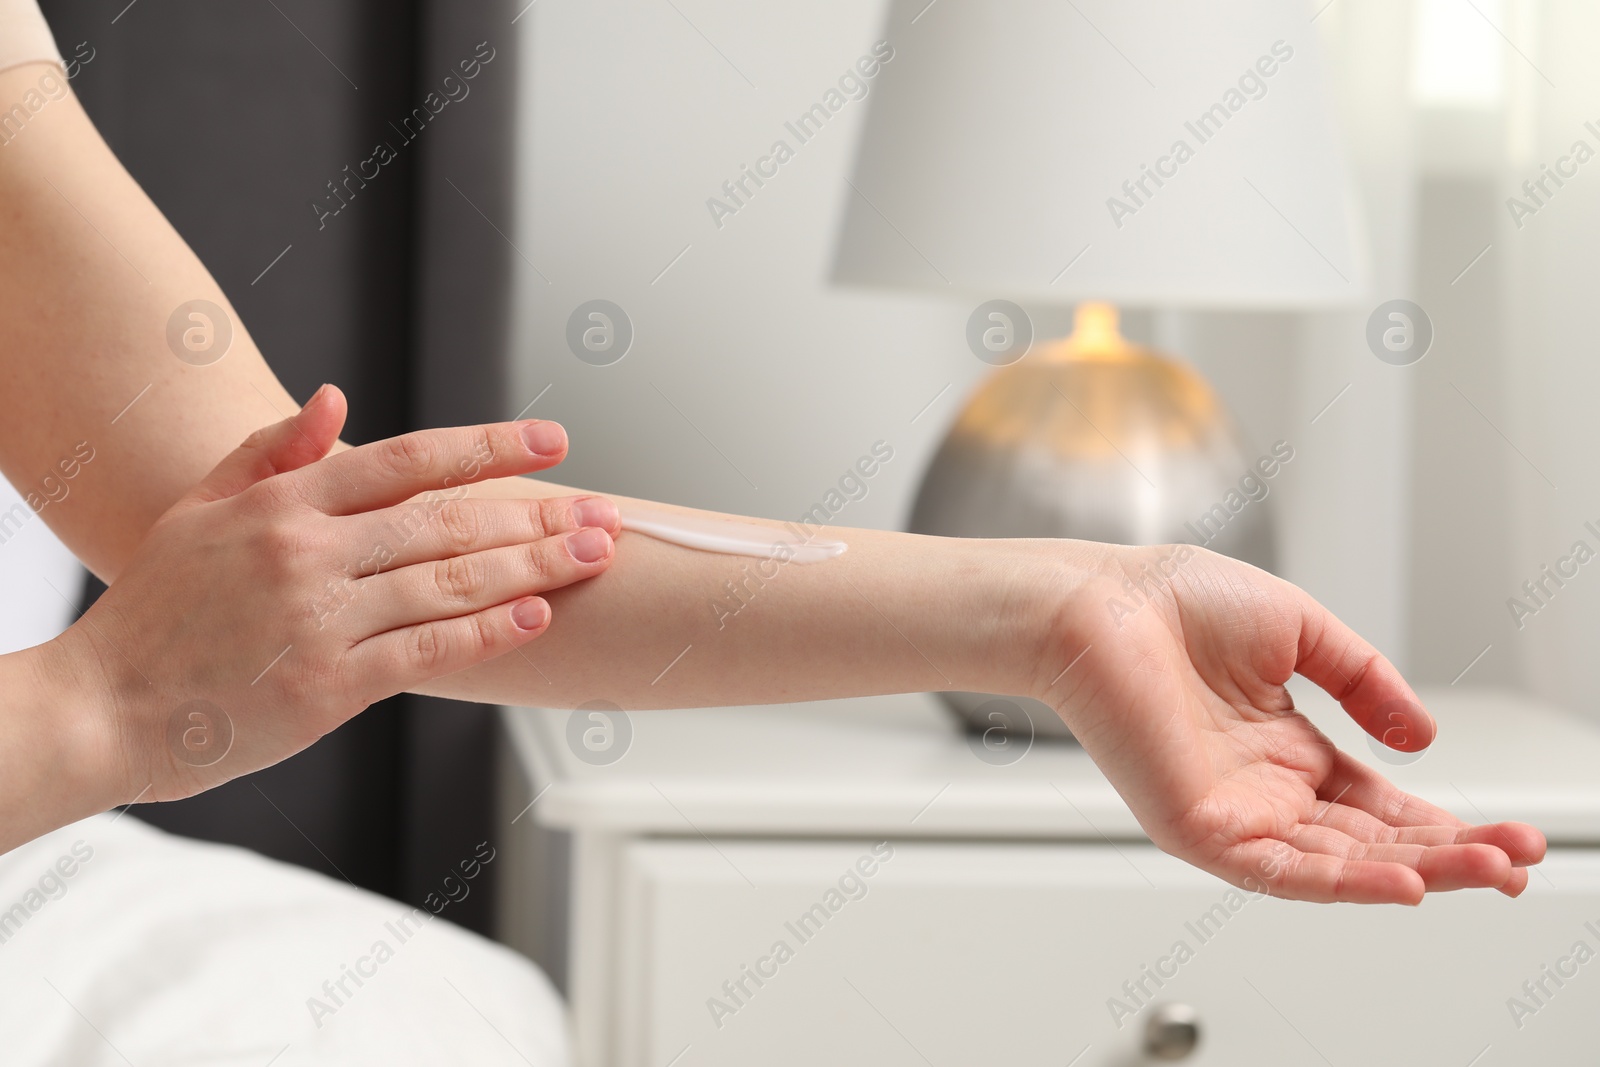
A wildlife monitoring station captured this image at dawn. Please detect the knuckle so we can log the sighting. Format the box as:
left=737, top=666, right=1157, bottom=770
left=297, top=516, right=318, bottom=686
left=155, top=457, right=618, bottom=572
left=406, top=620, right=457, bottom=671
left=380, top=432, right=438, bottom=481
left=437, top=500, right=482, bottom=552
left=531, top=498, right=565, bottom=538
left=433, top=554, right=484, bottom=602
left=238, top=426, right=273, bottom=456
left=254, top=511, right=323, bottom=566
left=469, top=611, right=499, bottom=656
left=240, top=473, right=296, bottom=514
left=280, top=655, right=342, bottom=708
left=471, top=427, right=498, bottom=471
left=523, top=542, right=556, bottom=586
left=407, top=624, right=449, bottom=673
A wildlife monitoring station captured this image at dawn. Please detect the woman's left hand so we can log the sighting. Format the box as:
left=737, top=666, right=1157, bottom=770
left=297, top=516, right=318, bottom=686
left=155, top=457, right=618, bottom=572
left=1032, top=543, right=1546, bottom=904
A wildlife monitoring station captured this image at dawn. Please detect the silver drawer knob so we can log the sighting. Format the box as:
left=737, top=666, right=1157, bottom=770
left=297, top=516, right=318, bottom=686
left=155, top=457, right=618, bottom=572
left=1144, top=1002, right=1201, bottom=1060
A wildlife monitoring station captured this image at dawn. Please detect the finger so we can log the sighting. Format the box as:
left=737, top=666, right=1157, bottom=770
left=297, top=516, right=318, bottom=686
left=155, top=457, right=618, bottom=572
left=1291, top=585, right=1435, bottom=753
left=1310, top=806, right=1537, bottom=897
left=188, top=384, right=347, bottom=505
left=1319, top=753, right=1547, bottom=876
left=1322, top=756, right=1549, bottom=860
left=1310, top=804, right=1544, bottom=890
left=1415, top=845, right=1513, bottom=892
left=1220, top=837, right=1425, bottom=905
left=286, top=420, right=570, bottom=515
left=1308, top=802, right=1464, bottom=847
left=348, top=595, right=553, bottom=691
left=1284, top=824, right=1513, bottom=892
left=1318, top=749, right=1464, bottom=829
left=346, top=494, right=620, bottom=573
left=352, top=528, right=614, bottom=634
left=1458, top=820, right=1547, bottom=868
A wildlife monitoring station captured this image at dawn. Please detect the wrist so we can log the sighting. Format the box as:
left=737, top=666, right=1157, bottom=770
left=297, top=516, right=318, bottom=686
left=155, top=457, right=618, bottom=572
left=30, top=632, right=135, bottom=812
left=1002, top=538, right=1122, bottom=707
left=0, top=640, right=122, bottom=852
left=949, top=535, right=1108, bottom=701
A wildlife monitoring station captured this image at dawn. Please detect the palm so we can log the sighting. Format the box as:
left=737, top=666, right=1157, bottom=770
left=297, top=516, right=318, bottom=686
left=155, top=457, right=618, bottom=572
left=1048, top=548, right=1544, bottom=904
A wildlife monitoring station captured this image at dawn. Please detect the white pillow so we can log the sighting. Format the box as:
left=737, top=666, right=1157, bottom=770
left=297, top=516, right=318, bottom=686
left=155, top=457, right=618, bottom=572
left=0, top=812, right=571, bottom=1065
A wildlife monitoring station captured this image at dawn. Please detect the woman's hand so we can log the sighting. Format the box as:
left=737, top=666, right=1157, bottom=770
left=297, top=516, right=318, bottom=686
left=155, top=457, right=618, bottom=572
left=1033, top=543, right=1547, bottom=904
left=40, top=385, right=621, bottom=812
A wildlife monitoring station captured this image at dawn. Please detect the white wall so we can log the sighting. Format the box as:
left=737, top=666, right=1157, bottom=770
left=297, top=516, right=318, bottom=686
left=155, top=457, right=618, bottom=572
left=506, top=0, right=1415, bottom=668
left=507, top=0, right=972, bottom=534
left=0, top=476, right=80, bottom=656
left=1501, top=0, right=1600, bottom=718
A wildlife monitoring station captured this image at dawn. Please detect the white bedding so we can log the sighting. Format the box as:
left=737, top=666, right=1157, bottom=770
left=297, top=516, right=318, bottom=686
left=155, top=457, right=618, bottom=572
left=0, top=812, right=570, bottom=1065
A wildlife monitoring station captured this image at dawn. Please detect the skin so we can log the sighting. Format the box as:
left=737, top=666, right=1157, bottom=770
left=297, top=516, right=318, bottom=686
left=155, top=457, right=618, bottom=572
left=4, top=388, right=624, bottom=850
left=0, top=61, right=1546, bottom=901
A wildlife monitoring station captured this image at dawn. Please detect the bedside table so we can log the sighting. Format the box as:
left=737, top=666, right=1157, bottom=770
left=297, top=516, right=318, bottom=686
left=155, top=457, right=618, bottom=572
left=496, top=685, right=1600, bottom=1067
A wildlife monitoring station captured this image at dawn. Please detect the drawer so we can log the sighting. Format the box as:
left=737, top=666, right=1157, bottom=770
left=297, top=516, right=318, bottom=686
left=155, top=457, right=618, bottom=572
left=612, top=838, right=1600, bottom=1066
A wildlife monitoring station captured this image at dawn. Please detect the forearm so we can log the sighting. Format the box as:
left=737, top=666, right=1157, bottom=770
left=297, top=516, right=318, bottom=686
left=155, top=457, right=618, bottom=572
left=0, top=63, right=1078, bottom=711
left=0, top=62, right=298, bottom=576
left=412, top=486, right=1075, bottom=707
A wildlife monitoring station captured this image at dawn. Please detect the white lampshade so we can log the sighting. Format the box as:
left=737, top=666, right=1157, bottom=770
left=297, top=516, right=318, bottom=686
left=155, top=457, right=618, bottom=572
left=834, top=0, right=1367, bottom=306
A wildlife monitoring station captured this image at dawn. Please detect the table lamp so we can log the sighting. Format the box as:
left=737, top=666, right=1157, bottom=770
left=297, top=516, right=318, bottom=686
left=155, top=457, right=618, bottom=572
left=833, top=0, right=1367, bottom=736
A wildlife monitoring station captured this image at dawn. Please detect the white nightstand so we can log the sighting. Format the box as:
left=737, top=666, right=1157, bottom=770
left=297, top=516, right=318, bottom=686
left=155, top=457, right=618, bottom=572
left=496, top=685, right=1600, bottom=1067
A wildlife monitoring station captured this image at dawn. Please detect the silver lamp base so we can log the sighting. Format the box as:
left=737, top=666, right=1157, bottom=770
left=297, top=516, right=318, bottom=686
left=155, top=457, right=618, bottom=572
left=909, top=305, right=1276, bottom=741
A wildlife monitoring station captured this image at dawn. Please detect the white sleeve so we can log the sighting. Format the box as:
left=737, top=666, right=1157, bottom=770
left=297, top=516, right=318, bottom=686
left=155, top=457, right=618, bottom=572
left=0, top=0, right=61, bottom=75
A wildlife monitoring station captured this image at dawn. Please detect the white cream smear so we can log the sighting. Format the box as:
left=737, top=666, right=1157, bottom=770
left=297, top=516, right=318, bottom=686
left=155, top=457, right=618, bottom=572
left=619, top=505, right=847, bottom=563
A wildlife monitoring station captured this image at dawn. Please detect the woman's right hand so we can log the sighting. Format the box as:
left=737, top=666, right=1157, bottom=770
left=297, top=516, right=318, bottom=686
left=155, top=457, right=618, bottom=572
left=41, top=384, right=620, bottom=810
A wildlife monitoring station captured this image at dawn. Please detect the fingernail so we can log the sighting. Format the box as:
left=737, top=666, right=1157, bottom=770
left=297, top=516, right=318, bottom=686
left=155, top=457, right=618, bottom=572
left=511, top=597, right=550, bottom=631
left=521, top=421, right=567, bottom=457
left=567, top=526, right=612, bottom=563
left=571, top=496, right=618, bottom=530
left=308, top=383, right=329, bottom=404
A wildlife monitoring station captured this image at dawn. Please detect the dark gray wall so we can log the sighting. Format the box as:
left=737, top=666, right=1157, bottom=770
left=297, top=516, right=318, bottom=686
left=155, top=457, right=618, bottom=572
left=401, top=0, right=522, bottom=937
left=49, top=0, right=519, bottom=935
